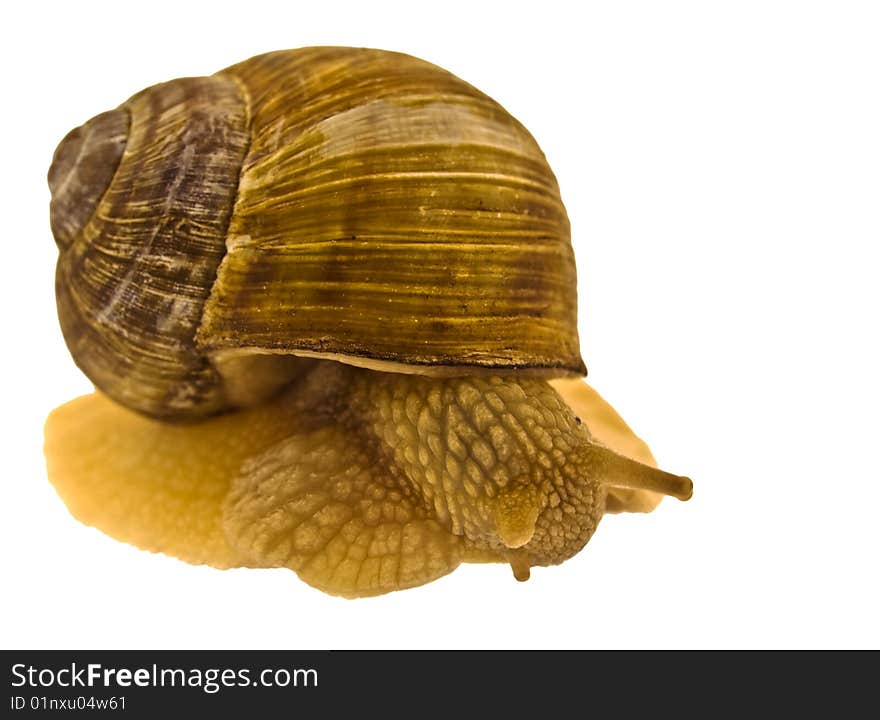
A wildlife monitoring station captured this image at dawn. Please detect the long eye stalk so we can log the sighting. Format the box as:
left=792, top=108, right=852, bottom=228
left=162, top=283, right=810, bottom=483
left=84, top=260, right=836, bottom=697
left=591, top=445, right=693, bottom=501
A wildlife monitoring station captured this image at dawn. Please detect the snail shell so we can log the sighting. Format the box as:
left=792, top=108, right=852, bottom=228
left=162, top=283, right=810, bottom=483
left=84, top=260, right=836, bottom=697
left=50, top=48, right=583, bottom=420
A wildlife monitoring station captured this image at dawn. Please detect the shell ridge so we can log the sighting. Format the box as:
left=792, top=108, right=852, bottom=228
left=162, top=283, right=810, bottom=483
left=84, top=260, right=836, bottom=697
left=193, top=69, right=255, bottom=350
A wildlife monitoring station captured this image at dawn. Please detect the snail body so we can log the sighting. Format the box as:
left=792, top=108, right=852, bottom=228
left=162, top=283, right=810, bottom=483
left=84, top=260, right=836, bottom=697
left=45, top=48, right=691, bottom=597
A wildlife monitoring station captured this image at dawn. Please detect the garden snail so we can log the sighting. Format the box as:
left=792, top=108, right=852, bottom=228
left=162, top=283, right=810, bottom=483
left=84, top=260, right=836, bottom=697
left=44, top=47, right=692, bottom=597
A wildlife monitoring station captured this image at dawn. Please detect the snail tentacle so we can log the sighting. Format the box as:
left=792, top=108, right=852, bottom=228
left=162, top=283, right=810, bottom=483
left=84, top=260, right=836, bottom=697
left=590, top=446, right=693, bottom=501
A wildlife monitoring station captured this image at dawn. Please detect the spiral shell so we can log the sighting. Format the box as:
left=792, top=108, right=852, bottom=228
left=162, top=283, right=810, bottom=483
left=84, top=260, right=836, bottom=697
left=50, top=48, right=585, bottom=420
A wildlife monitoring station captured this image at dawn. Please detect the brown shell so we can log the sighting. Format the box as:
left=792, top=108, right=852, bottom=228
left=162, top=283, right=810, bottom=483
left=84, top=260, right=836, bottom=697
left=50, top=47, right=585, bottom=420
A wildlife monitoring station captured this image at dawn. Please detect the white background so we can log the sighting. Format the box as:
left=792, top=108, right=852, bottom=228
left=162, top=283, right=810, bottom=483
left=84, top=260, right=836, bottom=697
left=2, top=0, right=878, bottom=649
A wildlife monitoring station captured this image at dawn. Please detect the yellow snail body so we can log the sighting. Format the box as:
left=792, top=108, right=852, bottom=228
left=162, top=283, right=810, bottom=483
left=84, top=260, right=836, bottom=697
left=44, top=48, right=692, bottom=597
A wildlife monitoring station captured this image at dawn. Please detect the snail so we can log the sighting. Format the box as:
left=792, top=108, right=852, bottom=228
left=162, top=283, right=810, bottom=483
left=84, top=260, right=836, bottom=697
left=44, top=47, right=692, bottom=597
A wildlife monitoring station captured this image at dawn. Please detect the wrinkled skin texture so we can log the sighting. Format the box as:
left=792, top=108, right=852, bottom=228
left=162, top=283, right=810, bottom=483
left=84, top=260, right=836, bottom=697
left=44, top=363, right=691, bottom=597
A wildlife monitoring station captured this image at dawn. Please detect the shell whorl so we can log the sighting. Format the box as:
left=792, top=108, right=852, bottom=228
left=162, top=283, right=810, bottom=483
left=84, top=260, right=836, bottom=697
left=50, top=48, right=586, bottom=421
left=53, top=76, right=251, bottom=419
left=49, top=109, right=129, bottom=249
